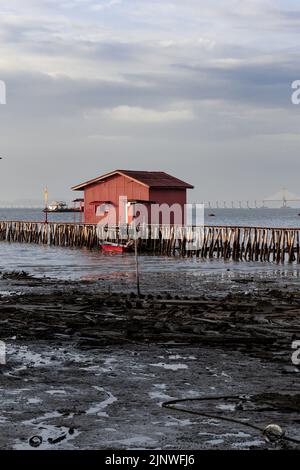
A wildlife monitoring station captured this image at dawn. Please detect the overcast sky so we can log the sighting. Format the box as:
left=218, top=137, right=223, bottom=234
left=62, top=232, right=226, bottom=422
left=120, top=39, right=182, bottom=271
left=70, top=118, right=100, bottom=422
left=0, top=0, right=300, bottom=205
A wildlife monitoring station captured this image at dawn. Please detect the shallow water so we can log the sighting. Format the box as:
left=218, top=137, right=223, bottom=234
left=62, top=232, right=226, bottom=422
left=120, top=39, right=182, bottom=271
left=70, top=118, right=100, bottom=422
left=1, top=240, right=300, bottom=280
left=1, top=208, right=300, bottom=280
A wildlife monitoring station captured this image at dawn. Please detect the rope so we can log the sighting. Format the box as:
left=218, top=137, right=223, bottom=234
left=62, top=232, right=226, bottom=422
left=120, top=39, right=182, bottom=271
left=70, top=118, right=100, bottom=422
left=162, top=395, right=300, bottom=445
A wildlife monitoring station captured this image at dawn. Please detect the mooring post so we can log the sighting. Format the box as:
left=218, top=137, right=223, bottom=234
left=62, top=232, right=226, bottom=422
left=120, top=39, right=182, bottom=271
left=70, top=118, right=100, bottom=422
left=44, top=186, right=48, bottom=224
left=134, top=221, right=141, bottom=297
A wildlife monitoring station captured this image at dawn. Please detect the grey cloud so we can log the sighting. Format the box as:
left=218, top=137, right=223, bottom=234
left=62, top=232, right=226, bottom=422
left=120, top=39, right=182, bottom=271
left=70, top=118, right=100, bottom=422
left=0, top=52, right=296, bottom=132
left=1, top=0, right=300, bottom=203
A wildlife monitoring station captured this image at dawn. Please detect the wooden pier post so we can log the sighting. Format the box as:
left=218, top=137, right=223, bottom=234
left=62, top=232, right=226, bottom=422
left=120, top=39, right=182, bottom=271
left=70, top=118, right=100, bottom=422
left=0, top=220, right=300, bottom=263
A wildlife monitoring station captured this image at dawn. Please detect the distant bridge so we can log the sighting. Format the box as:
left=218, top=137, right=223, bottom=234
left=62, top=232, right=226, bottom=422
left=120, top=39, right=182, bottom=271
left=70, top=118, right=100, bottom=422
left=202, top=188, right=300, bottom=209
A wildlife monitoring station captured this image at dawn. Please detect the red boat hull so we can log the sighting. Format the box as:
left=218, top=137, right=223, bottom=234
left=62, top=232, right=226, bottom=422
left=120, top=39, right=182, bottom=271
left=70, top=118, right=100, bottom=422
left=100, top=243, right=126, bottom=253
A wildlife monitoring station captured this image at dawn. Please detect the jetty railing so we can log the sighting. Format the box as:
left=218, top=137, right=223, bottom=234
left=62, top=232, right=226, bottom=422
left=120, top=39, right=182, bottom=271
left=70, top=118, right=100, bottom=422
left=1, top=220, right=300, bottom=262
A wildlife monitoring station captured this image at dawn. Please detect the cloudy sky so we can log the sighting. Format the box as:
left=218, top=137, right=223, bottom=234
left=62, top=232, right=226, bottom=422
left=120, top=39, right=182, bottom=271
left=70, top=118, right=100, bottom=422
left=0, top=0, right=300, bottom=205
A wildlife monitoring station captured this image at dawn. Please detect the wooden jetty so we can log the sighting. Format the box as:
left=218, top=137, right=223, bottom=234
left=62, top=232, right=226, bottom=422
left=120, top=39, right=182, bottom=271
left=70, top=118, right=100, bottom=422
left=1, top=220, right=300, bottom=263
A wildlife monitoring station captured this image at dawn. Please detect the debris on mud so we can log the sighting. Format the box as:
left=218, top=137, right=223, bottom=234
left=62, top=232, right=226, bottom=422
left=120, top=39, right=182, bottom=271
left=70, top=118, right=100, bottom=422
left=1, top=271, right=33, bottom=281
left=0, top=285, right=299, bottom=363
left=0, top=273, right=299, bottom=450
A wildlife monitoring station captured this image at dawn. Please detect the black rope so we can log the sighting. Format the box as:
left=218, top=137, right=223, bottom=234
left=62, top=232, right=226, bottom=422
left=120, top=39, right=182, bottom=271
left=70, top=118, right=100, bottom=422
left=162, top=395, right=300, bottom=445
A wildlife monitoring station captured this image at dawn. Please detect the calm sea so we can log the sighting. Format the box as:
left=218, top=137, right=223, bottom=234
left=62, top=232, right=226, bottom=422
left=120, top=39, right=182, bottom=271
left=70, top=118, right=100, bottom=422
left=1, top=207, right=300, bottom=227
left=1, top=208, right=300, bottom=280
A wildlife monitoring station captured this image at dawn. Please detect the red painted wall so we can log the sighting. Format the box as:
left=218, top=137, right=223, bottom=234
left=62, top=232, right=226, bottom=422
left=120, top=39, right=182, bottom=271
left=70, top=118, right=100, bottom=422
left=84, top=173, right=149, bottom=224
left=82, top=174, right=188, bottom=225
left=149, top=189, right=187, bottom=225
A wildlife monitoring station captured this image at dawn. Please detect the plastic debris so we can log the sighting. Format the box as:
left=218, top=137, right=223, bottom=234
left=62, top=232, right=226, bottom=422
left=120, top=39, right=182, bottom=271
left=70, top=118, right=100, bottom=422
left=263, top=424, right=285, bottom=443
left=48, top=433, right=67, bottom=445
left=29, top=435, right=43, bottom=448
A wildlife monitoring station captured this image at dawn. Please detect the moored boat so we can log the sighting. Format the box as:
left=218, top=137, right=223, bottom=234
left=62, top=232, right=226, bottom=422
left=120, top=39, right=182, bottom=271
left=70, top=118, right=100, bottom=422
left=44, top=201, right=83, bottom=213
left=99, top=241, right=133, bottom=253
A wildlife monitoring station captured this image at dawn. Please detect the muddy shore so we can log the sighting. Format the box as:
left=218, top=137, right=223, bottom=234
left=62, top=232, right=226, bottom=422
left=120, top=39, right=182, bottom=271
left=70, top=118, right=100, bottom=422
left=0, top=269, right=299, bottom=450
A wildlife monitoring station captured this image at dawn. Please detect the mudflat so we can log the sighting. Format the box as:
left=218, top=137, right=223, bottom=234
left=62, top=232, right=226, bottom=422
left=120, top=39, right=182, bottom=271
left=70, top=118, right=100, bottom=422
left=0, top=269, right=299, bottom=450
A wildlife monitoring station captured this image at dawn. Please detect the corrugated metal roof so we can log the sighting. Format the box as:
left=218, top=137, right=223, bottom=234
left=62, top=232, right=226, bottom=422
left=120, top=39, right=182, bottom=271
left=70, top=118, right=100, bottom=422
left=72, top=170, right=194, bottom=190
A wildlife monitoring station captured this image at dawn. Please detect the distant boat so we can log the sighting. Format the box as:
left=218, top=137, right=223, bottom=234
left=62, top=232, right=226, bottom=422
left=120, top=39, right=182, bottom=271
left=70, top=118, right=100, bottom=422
left=208, top=213, right=216, bottom=217
left=44, top=201, right=82, bottom=213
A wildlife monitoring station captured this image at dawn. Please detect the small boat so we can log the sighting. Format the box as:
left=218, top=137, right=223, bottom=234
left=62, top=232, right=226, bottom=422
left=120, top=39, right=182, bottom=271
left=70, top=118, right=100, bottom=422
left=44, top=201, right=83, bottom=213
left=100, top=241, right=133, bottom=253
left=208, top=213, right=216, bottom=217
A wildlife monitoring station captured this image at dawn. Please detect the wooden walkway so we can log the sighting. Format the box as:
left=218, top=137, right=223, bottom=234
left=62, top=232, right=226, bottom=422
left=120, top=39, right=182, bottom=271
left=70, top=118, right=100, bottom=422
left=1, top=220, right=300, bottom=262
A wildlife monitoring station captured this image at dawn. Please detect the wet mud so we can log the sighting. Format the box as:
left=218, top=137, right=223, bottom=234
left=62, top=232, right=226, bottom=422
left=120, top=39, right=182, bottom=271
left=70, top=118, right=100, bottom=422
left=0, top=270, right=299, bottom=449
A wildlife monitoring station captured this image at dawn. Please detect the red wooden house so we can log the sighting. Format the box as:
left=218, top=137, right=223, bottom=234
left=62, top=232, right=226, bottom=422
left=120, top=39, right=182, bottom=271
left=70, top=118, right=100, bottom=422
left=72, top=170, right=194, bottom=225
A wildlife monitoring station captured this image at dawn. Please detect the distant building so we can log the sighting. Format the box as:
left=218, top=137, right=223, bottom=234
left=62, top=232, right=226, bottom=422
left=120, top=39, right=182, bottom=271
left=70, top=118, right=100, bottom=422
left=72, top=169, right=194, bottom=225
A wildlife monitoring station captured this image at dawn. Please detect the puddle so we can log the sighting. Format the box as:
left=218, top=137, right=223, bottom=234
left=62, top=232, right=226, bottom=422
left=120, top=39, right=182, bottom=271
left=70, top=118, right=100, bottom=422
left=86, top=387, right=117, bottom=417
left=150, top=362, right=188, bottom=371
